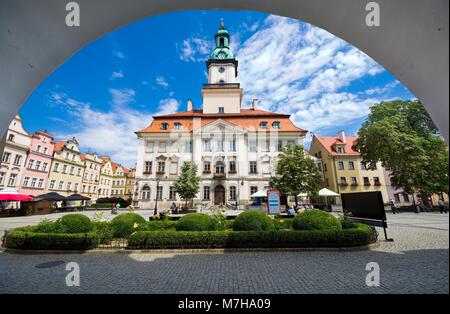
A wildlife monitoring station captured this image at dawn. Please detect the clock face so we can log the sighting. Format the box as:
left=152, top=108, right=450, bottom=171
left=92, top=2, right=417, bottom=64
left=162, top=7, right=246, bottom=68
left=218, top=67, right=225, bottom=73
left=218, top=52, right=226, bottom=59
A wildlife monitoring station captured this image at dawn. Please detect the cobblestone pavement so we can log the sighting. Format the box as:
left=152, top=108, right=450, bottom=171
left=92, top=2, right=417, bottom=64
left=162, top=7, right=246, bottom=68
left=0, top=213, right=448, bottom=294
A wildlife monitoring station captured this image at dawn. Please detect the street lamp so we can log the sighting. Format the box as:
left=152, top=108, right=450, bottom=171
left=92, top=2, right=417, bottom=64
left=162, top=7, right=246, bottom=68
left=154, top=177, right=161, bottom=216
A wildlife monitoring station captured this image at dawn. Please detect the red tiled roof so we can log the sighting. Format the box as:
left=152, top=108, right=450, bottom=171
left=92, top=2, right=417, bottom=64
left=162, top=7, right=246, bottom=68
left=314, top=135, right=360, bottom=156
left=136, top=109, right=306, bottom=134
left=52, top=141, right=66, bottom=153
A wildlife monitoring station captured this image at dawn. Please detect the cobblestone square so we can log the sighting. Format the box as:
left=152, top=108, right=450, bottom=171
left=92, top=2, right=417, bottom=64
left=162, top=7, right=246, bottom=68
left=0, top=212, right=448, bottom=294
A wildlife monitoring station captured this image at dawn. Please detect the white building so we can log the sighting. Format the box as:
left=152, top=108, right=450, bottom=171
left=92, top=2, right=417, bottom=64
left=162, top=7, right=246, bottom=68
left=0, top=115, right=31, bottom=192
left=135, top=21, right=307, bottom=211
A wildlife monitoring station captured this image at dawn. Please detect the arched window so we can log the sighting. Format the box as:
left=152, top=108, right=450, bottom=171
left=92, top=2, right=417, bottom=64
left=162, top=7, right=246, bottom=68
left=259, top=121, right=268, bottom=129
left=173, top=122, right=182, bottom=130
left=215, top=161, right=225, bottom=174
left=272, top=121, right=281, bottom=129
left=142, top=185, right=150, bottom=200
left=160, top=122, right=169, bottom=130
left=219, top=37, right=224, bottom=46
left=229, top=186, right=236, bottom=201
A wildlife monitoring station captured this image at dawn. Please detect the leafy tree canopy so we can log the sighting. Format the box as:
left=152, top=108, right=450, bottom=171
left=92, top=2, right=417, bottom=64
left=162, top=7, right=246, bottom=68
left=173, top=161, right=201, bottom=205
left=270, top=144, right=323, bottom=205
left=353, top=100, right=448, bottom=196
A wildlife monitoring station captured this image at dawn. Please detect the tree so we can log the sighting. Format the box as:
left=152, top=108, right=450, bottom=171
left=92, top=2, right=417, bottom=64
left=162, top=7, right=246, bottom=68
left=270, top=145, right=323, bottom=207
left=173, top=161, right=201, bottom=209
left=353, top=100, right=449, bottom=205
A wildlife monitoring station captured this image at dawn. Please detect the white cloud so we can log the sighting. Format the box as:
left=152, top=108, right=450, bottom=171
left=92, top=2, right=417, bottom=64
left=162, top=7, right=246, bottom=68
left=113, top=50, right=126, bottom=60
left=110, top=71, right=124, bottom=79
left=234, top=15, right=384, bottom=134
left=48, top=91, right=179, bottom=167
left=155, top=75, right=169, bottom=89
left=178, top=37, right=212, bottom=62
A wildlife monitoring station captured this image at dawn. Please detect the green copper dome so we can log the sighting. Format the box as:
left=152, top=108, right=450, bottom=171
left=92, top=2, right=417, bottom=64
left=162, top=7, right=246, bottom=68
left=209, top=20, right=234, bottom=60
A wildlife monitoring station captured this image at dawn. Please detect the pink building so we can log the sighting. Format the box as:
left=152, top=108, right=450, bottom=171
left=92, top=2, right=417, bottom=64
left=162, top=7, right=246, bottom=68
left=19, top=131, right=54, bottom=196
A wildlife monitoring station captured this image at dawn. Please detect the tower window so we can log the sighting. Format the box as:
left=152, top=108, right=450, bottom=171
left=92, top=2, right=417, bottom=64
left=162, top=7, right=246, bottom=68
left=220, top=37, right=224, bottom=46
left=218, top=107, right=224, bottom=114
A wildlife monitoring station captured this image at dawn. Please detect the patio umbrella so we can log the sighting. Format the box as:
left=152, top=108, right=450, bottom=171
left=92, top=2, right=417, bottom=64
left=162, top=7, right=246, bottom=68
left=318, top=188, right=340, bottom=209
left=34, top=192, right=66, bottom=201
left=66, top=194, right=90, bottom=201
left=250, top=190, right=267, bottom=198
left=0, top=188, right=33, bottom=201
left=318, top=188, right=340, bottom=197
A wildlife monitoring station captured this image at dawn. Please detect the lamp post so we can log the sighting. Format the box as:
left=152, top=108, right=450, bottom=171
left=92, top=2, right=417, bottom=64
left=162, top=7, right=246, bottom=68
left=154, top=177, right=160, bottom=216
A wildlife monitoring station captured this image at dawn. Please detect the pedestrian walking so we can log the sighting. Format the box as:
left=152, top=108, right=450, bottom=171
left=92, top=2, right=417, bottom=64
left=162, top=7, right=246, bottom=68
left=390, top=198, right=398, bottom=214
left=438, top=199, right=447, bottom=214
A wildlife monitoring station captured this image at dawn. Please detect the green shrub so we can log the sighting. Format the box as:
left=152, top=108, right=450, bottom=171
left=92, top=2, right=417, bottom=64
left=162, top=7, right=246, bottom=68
left=110, top=213, right=146, bottom=238
left=233, top=210, right=274, bottom=231
left=176, top=213, right=216, bottom=231
left=33, top=219, right=61, bottom=233
left=92, top=221, right=114, bottom=244
left=4, top=230, right=99, bottom=250
left=59, top=214, right=93, bottom=233
left=144, top=220, right=178, bottom=231
left=340, top=217, right=358, bottom=229
left=273, top=218, right=294, bottom=230
left=223, top=219, right=234, bottom=230
left=292, top=210, right=341, bottom=231
left=127, top=223, right=377, bottom=249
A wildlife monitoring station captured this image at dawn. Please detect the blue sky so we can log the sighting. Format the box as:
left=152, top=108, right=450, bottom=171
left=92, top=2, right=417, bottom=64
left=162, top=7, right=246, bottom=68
left=19, top=10, right=414, bottom=167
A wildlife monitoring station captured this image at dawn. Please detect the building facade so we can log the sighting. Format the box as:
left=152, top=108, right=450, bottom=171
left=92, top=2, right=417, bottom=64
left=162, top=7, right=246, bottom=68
left=19, top=131, right=54, bottom=196
left=46, top=137, right=84, bottom=197
left=0, top=115, right=31, bottom=192
left=135, top=22, right=306, bottom=210
left=80, top=153, right=102, bottom=201
left=310, top=131, right=390, bottom=203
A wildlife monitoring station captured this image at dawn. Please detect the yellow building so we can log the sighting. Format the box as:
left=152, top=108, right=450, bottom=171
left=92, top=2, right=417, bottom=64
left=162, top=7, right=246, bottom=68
left=310, top=131, right=389, bottom=203
left=47, top=137, right=85, bottom=197
left=124, top=167, right=136, bottom=202
left=110, top=162, right=127, bottom=198
left=98, top=156, right=114, bottom=198
left=80, top=153, right=102, bottom=201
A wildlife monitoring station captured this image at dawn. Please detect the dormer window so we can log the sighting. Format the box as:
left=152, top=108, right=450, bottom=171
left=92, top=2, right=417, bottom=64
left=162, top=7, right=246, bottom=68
left=160, top=123, right=169, bottom=130
left=173, top=122, right=182, bottom=130
left=336, top=146, right=346, bottom=154
left=272, top=121, right=280, bottom=129
left=259, top=121, right=268, bottom=129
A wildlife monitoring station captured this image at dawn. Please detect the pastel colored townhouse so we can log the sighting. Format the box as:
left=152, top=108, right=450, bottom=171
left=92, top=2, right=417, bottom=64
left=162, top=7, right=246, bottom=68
left=19, top=130, right=55, bottom=196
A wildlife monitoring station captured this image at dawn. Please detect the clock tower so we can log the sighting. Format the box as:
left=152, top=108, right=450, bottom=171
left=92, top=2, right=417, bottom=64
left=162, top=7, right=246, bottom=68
left=202, top=20, right=243, bottom=114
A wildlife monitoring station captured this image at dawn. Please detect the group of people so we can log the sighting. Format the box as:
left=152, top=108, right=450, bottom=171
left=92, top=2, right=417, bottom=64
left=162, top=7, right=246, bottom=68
left=110, top=202, right=121, bottom=214
left=286, top=203, right=315, bottom=215
left=390, top=198, right=448, bottom=214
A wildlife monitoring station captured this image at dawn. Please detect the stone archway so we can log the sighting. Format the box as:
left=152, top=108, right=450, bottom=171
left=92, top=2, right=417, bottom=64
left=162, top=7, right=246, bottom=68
left=0, top=0, right=448, bottom=143
left=214, top=185, right=225, bottom=205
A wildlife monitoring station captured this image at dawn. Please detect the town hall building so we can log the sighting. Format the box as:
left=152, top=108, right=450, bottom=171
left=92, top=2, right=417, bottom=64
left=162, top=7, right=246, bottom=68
left=134, top=21, right=307, bottom=210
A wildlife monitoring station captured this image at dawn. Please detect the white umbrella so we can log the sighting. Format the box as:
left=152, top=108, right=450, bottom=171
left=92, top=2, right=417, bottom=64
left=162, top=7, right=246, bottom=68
left=318, top=188, right=340, bottom=197
left=297, top=193, right=308, bottom=197
left=250, top=190, right=267, bottom=198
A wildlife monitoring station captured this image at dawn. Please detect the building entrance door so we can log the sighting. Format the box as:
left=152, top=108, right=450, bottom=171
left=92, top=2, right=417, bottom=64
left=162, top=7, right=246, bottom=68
left=214, top=185, right=225, bottom=205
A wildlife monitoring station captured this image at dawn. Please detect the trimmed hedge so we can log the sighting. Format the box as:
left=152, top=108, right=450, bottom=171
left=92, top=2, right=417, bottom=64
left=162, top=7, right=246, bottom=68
left=128, top=223, right=377, bottom=249
left=143, top=220, right=178, bottom=231
left=176, top=213, right=216, bottom=231
left=110, top=213, right=146, bottom=238
left=273, top=218, right=294, bottom=230
left=93, top=221, right=114, bottom=244
left=3, top=230, right=99, bottom=250
left=59, top=214, right=93, bottom=233
left=233, top=210, right=274, bottom=231
left=293, top=210, right=342, bottom=231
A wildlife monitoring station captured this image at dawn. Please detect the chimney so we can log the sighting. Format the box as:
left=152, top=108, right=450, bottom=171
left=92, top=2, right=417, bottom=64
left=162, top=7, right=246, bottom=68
left=251, top=99, right=258, bottom=110
left=187, top=99, right=193, bottom=112
left=338, top=130, right=346, bottom=143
